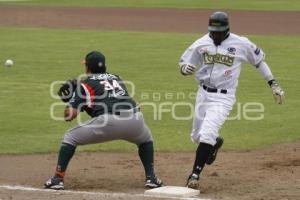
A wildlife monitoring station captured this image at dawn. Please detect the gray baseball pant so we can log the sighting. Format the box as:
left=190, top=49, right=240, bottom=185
left=63, top=111, right=153, bottom=146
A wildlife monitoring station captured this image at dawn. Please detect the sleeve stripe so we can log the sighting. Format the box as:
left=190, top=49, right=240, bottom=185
left=81, top=83, right=95, bottom=108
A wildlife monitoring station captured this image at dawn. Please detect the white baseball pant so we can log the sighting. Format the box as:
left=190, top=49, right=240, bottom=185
left=191, top=86, right=236, bottom=146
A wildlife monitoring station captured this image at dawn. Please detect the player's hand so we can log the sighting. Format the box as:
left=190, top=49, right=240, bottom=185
left=64, top=107, right=79, bottom=121
left=271, top=83, right=284, bottom=104
left=180, top=64, right=196, bottom=75
left=58, top=79, right=77, bottom=102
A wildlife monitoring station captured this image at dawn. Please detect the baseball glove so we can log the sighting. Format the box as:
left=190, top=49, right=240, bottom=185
left=58, top=79, right=78, bottom=102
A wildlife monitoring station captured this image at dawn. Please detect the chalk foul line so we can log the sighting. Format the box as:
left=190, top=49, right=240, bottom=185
left=0, top=184, right=210, bottom=200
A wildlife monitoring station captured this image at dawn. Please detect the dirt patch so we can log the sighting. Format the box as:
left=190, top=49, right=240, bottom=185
left=0, top=140, right=299, bottom=200
left=0, top=5, right=300, bottom=35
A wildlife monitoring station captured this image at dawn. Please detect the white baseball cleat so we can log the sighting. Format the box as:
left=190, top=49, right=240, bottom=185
left=145, top=176, right=164, bottom=188
left=186, top=173, right=199, bottom=189
left=44, top=176, right=64, bottom=190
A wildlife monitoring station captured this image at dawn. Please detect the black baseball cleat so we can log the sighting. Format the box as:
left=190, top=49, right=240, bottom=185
left=44, top=176, right=64, bottom=190
left=145, top=176, right=164, bottom=188
left=186, top=173, right=199, bottom=189
left=206, top=137, right=224, bottom=165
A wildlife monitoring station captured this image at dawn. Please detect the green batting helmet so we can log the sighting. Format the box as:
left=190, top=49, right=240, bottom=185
left=208, top=11, right=229, bottom=32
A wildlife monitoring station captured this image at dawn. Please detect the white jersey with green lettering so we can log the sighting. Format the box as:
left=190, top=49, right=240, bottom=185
left=179, top=33, right=264, bottom=90
left=179, top=32, right=266, bottom=146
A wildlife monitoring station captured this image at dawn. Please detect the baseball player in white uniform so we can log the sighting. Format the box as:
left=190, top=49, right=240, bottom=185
left=179, top=11, right=284, bottom=189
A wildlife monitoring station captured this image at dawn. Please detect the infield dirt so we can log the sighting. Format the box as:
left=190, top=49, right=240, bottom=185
left=0, top=141, right=299, bottom=200
left=0, top=5, right=300, bottom=35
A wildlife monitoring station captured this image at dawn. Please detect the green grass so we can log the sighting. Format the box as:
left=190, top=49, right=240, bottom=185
left=1, top=0, right=300, bottom=11
left=0, top=27, right=299, bottom=154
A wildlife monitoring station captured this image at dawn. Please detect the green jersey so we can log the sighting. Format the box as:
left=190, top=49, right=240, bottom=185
left=69, top=73, right=137, bottom=117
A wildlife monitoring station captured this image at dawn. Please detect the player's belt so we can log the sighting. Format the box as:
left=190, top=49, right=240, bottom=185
left=202, top=85, right=227, bottom=94
left=113, top=107, right=140, bottom=115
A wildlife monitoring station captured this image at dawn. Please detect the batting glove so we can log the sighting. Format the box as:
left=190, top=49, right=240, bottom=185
left=271, top=82, right=284, bottom=104
left=180, top=64, right=196, bottom=75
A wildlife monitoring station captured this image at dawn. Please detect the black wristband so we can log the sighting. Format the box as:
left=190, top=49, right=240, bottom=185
left=268, top=79, right=276, bottom=87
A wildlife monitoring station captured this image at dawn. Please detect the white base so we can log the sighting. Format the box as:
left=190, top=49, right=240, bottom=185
left=144, top=186, right=200, bottom=198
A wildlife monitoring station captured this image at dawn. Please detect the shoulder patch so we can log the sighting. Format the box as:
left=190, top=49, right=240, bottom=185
left=254, top=48, right=261, bottom=55
left=227, top=47, right=236, bottom=54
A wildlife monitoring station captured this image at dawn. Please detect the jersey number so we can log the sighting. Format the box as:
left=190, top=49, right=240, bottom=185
left=100, top=80, right=122, bottom=90
left=100, top=80, right=125, bottom=97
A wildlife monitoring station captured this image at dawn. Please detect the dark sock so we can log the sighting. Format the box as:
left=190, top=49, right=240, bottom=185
left=55, top=143, right=76, bottom=177
left=192, top=142, right=214, bottom=176
left=138, top=141, right=155, bottom=178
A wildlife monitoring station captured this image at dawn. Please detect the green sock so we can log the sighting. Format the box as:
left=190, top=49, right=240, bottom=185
left=138, top=141, right=155, bottom=178
left=55, top=143, right=76, bottom=177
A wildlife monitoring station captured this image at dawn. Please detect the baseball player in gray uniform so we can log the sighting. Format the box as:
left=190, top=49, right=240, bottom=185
left=44, top=51, right=163, bottom=190
left=179, top=12, right=284, bottom=189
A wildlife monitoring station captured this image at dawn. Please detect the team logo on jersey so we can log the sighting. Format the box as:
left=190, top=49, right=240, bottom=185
left=203, top=52, right=234, bottom=67
left=198, top=48, right=208, bottom=54
left=227, top=47, right=236, bottom=55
